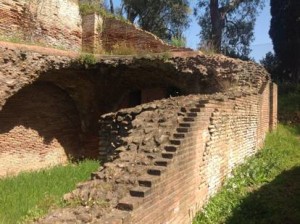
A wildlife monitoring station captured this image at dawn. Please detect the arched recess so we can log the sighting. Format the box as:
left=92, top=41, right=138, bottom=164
left=0, top=82, right=82, bottom=176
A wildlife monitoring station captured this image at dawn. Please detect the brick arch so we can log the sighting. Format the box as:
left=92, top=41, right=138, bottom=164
left=0, top=82, right=82, bottom=176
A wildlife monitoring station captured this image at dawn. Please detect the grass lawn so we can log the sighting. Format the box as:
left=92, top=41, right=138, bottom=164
left=0, top=160, right=99, bottom=224
left=193, top=124, right=300, bottom=224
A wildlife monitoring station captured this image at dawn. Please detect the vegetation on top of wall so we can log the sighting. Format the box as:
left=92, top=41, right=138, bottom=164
left=0, top=34, right=69, bottom=51
left=76, top=53, right=98, bottom=67
left=0, top=160, right=99, bottom=224
left=79, top=2, right=106, bottom=16
left=170, top=37, right=186, bottom=48
left=79, top=2, right=131, bottom=25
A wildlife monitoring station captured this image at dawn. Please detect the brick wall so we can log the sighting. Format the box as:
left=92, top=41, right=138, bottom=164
left=0, top=0, right=82, bottom=51
left=101, top=18, right=190, bottom=53
left=97, top=83, right=277, bottom=223
left=0, top=83, right=81, bottom=177
left=270, top=83, right=278, bottom=131
left=257, top=82, right=271, bottom=148
left=37, top=82, right=277, bottom=223
left=82, top=13, right=103, bottom=53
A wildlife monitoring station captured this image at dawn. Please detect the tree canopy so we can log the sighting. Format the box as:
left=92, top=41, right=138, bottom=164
left=260, top=51, right=286, bottom=83
left=121, top=0, right=190, bottom=41
left=195, top=0, right=264, bottom=59
left=269, top=0, right=300, bottom=82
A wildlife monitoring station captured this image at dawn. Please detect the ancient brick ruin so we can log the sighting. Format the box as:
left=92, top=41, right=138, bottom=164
left=0, top=0, right=277, bottom=223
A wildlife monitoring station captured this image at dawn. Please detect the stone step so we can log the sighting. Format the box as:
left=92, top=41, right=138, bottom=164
left=130, top=186, right=151, bottom=197
left=195, top=103, right=206, bottom=108
left=147, top=166, right=166, bottom=176
left=190, top=108, right=201, bottom=113
left=164, top=145, right=177, bottom=152
left=170, top=139, right=181, bottom=145
left=187, top=112, right=198, bottom=117
left=154, top=159, right=170, bottom=167
left=117, top=196, right=142, bottom=211
left=173, top=133, right=185, bottom=139
left=162, top=152, right=175, bottom=159
left=179, top=122, right=191, bottom=128
left=176, top=127, right=189, bottom=133
left=138, top=174, right=160, bottom=187
left=183, top=117, right=195, bottom=122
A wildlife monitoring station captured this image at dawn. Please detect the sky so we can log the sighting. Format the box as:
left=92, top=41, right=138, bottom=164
left=110, top=0, right=273, bottom=62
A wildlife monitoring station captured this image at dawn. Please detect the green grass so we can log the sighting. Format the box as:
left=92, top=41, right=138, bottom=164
left=278, top=85, right=300, bottom=113
left=0, top=160, right=99, bottom=224
left=193, top=124, right=300, bottom=224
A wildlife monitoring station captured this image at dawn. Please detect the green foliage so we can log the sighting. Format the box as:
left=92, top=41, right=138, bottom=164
left=278, top=84, right=300, bottom=124
left=121, top=0, right=190, bottom=40
left=260, top=51, right=288, bottom=83
left=0, top=34, right=24, bottom=44
left=279, top=85, right=300, bottom=113
left=0, top=160, right=99, bottom=224
left=193, top=124, right=300, bottom=224
left=77, top=53, right=97, bottom=66
left=170, top=37, right=186, bottom=47
left=269, top=0, right=300, bottom=83
left=195, top=0, right=264, bottom=59
left=79, top=1, right=106, bottom=16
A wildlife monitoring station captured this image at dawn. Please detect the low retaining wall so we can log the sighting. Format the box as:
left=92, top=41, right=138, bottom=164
left=38, top=82, right=277, bottom=223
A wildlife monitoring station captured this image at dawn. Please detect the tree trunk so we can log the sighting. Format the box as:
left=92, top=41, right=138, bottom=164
left=109, top=0, right=114, bottom=14
left=209, top=0, right=225, bottom=53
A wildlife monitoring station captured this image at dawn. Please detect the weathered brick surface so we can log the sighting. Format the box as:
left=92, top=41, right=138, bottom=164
left=115, top=85, right=276, bottom=224
left=101, top=18, right=190, bottom=53
left=82, top=13, right=103, bottom=53
left=0, top=0, right=82, bottom=50
left=0, top=42, right=275, bottom=222
left=37, top=83, right=277, bottom=223
left=0, top=83, right=81, bottom=176
left=270, top=83, right=278, bottom=131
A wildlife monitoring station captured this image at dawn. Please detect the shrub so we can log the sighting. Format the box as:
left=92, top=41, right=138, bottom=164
left=110, top=42, right=138, bottom=55
left=170, top=37, right=186, bottom=47
left=77, top=53, right=97, bottom=66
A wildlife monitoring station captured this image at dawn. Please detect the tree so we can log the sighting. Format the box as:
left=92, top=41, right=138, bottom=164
left=121, top=0, right=190, bottom=40
left=260, top=52, right=286, bottom=83
left=109, top=0, right=114, bottom=14
left=269, top=0, right=300, bottom=83
left=195, top=0, right=264, bottom=58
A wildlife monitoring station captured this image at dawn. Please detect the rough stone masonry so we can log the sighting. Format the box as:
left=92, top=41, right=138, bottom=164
left=0, top=41, right=276, bottom=223
left=0, top=0, right=277, bottom=223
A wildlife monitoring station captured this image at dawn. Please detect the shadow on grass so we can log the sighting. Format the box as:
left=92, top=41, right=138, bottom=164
left=226, top=166, right=300, bottom=224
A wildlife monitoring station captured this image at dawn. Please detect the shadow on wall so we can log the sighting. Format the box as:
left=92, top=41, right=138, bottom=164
left=0, top=82, right=82, bottom=160
left=226, top=166, right=300, bottom=224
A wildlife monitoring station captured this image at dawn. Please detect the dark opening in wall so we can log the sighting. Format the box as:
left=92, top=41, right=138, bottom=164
left=128, top=90, right=142, bottom=107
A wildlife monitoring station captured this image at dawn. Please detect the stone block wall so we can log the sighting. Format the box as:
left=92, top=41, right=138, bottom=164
left=0, top=0, right=82, bottom=51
